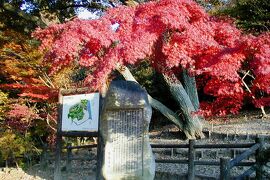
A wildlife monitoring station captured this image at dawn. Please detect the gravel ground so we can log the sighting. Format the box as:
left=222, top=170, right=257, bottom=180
left=1, top=116, right=270, bottom=180
left=211, top=119, right=270, bottom=135
left=0, top=167, right=44, bottom=180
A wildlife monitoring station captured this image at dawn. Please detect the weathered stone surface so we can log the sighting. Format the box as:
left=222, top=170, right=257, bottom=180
left=100, top=81, right=155, bottom=180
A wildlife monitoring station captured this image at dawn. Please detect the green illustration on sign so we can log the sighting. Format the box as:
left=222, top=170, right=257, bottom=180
left=68, top=99, right=92, bottom=125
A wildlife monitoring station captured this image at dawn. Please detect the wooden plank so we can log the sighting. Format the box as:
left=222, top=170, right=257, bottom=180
left=68, top=144, right=97, bottom=149
left=194, top=161, right=220, bottom=166
left=68, top=157, right=96, bottom=161
left=60, top=131, right=98, bottom=137
left=235, top=165, right=255, bottom=180
left=194, top=143, right=255, bottom=149
left=145, top=159, right=255, bottom=166
left=60, top=88, right=89, bottom=95
left=150, top=143, right=255, bottom=149
left=230, top=143, right=260, bottom=167
left=151, top=144, right=189, bottom=148
left=195, top=161, right=254, bottom=166
left=155, top=159, right=189, bottom=164
left=47, top=156, right=97, bottom=161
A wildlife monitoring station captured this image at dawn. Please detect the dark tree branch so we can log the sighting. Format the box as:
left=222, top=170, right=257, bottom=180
left=0, top=2, right=47, bottom=28
left=0, top=1, right=108, bottom=30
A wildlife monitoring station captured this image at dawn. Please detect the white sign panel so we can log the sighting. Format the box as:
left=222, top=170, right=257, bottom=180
left=61, top=93, right=99, bottom=132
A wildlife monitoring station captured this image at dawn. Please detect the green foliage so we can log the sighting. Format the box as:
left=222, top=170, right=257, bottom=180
left=130, top=61, right=156, bottom=94
left=0, top=28, right=57, bottom=165
left=217, top=0, right=270, bottom=33
left=0, top=90, right=8, bottom=121
left=0, top=130, right=39, bottom=166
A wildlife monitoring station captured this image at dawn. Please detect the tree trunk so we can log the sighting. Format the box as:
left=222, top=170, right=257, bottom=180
left=182, top=69, right=200, bottom=111
left=182, top=69, right=206, bottom=124
left=163, top=74, right=204, bottom=139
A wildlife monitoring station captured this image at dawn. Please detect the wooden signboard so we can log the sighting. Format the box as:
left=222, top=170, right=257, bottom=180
left=54, top=88, right=101, bottom=180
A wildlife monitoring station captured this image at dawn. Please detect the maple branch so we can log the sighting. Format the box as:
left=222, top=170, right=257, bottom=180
left=241, top=70, right=254, bottom=94
left=46, top=114, right=57, bottom=132
left=39, top=73, right=55, bottom=88
left=239, top=70, right=255, bottom=79
left=241, top=71, right=267, bottom=117
left=39, top=76, right=51, bottom=88
left=44, top=73, right=55, bottom=88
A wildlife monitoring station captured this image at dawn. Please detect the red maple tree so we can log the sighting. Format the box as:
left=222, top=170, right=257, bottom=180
left=33, top=0, right=270, bottom=120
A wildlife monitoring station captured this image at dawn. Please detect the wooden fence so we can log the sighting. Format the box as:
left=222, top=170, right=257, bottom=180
left=152, top=136, right=264, bottom=179
left=40, top=143, right=97, bottom=173
left=40, top=136, right=266, bottom=179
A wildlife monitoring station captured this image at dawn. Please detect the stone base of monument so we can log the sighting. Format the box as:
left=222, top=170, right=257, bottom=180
left=100, top=81, right=155, bottom=180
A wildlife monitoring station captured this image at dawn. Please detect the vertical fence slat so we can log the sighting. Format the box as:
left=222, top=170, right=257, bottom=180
left=255, top=136, right=264, bottom=180
left=188, top=139, right=195, bottom=180
left=220, top=157, right=231, bottom=180
left=41, top=143, right=48, bottom=172
left=66, top=143, right=72, bottom=172
left=54, top=133, right=62, bottom=180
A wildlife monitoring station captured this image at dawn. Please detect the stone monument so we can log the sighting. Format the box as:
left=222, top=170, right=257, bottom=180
left=100, top=81, right=155, bottom=180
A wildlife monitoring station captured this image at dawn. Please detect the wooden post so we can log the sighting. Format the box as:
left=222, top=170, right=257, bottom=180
left=41, top=144, right=48, bottom=172
left=66, top=143, right=72, bottom=172
left=96, top=96, right=104, bottom=180
left=54, top=133, right=62, bottom=180
left=54, top=91, right=63, bottom=180
left=220, top=158, right=231, bottom=180
left=255, top=135, right=264, bottom=180
left=96, top=135, right=104, bottom=180
left=188, top=139, right=195, bottom=180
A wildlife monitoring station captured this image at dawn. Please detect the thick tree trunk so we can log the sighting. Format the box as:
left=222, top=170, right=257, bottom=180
left=182, top=70, right=200, bottom=111
left=182, top=70, right=206, bottom=125
left=115, top=64, right=185, bottom=132
left=163, top=74, right=204, bottom=139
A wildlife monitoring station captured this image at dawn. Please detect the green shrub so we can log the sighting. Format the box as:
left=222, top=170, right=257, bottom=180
left=0, top=130, right=39, bottom=167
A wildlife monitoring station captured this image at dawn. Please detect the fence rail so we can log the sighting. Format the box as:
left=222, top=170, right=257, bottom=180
left=41, top=136, right=265, bottom=179
left=151, top=138, right=264, bottom=179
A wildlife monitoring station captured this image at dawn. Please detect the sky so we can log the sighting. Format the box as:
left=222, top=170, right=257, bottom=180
left=77, top=8, right=100, bottom=19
